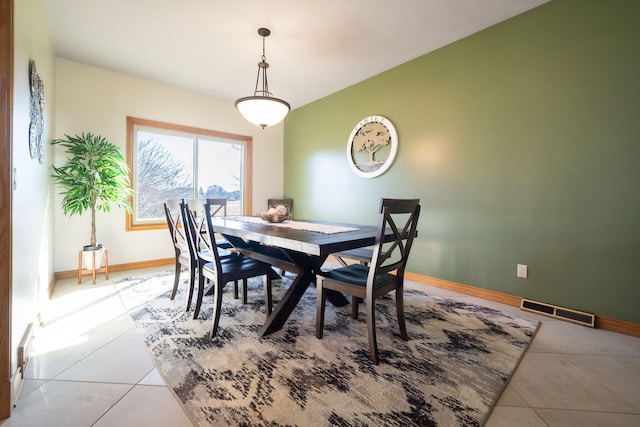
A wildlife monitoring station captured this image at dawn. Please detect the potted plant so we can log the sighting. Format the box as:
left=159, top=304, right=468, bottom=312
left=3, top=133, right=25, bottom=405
left=51, top=132, right=132, bottom=268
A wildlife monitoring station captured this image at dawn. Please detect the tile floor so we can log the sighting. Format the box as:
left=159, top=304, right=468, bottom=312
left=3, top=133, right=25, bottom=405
left=1, top=266, right=639, bottom=426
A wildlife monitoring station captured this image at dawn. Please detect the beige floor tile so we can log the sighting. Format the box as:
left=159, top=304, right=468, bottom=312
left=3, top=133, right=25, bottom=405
left=55, top=334, right=155, bottom=384
left=25, top=332, right=118, bottom=379
left=485, top=406, right=547, bottom=427
left=15, top=379, right=47, bottom=397
left=536, top=408, right=640, bottom=427
left=605, top=331, right=640, bottom=355
left=39, top=291, right=128, bottom=340
left=139, top=368, right=166, bottom=386
left=531, top=321, right=638, bottom=356
left=1, top=381, right=132, bottom=427
left=509, top=352, right=639, bottom=412
left=88, top=312, right=138, bottom=335
left=495, top=384, right=528, bottom=406
left=92, top=385, right=194, bottom=427
left=563, top=354, right=640, bottom=409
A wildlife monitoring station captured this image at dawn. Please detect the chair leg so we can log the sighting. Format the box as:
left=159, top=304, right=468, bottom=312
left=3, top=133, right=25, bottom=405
left=170, top=258, right=180, bottom=300
left=193, top=269, right=206, bottom=319
left=396, top=287, right=408, bottom=341
left=366, top=299, right=380, bottom=365
left=351, top=297, right=361, bottom=319
left=210, top=279, right=224, bottom=338
left=242, top=279, right=248, bottom=304
left=264, top=275, right=273, bottom=315
left=185, top=265, right=196, bottom=312
left=315, top=277, right=326, bottom=339
left=233, top=280, right=239, bottom=299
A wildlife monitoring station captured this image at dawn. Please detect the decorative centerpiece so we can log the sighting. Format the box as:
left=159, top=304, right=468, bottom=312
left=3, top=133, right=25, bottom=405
left=260, top=204, right=291, bottom=223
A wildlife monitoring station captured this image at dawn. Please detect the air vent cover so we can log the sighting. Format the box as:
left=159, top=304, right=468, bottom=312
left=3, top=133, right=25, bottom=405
left=521, top=298, right=595, bottom=328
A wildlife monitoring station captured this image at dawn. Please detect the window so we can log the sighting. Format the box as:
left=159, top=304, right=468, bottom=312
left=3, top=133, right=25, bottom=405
left=126, top=117, right=252, bottom=230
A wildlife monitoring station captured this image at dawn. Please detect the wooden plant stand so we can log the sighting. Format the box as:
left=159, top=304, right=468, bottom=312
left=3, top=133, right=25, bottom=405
left=78, top=248, right=109, bottom=284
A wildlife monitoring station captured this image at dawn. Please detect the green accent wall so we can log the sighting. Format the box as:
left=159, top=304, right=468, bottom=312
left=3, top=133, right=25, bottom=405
left=283, top=0, right=640, bottom=324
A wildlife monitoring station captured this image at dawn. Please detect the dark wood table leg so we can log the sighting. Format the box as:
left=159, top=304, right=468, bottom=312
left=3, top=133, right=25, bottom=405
left=227, top=237, right=352, bottom=336
left=259, top=269, right=314, bottom=336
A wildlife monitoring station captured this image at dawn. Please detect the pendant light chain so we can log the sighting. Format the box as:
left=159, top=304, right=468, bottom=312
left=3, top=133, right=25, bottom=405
left=235, top=27, right=290, bottom=129
left=256, top=32, right=271, bottom=97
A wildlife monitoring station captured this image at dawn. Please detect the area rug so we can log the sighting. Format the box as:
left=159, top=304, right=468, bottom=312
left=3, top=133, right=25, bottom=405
left=115, top=270, right=539, bottom=427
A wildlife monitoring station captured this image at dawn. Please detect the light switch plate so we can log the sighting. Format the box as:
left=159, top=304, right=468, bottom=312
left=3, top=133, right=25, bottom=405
left=517, top=264, right=528, bottom=278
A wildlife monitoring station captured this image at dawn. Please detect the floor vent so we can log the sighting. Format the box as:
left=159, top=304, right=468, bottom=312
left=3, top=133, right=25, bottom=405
left=18, top=323, right=34, bottom=378
left=521, top=298, right=595, bottom=328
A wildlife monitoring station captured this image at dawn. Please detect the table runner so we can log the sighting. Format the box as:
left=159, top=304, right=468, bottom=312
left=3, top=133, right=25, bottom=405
left=227, top=216, right=359, bottom=234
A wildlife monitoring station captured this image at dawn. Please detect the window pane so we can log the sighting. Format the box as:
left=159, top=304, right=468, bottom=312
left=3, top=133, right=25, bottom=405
left=126, top=117, right=252, bottom=230
left=135, top=130, right=194, bottom=222
left=197, top=138, right=243, bottom=216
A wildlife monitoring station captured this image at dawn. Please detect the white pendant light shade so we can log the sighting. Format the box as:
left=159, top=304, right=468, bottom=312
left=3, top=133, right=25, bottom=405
left=235, top=28, right=290, bottom=129
left=235, top=96, right=290, bottom=129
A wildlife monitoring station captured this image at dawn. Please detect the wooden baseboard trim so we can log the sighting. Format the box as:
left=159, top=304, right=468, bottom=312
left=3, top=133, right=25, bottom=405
left=404, top=272, right=522, bottom=307
left=596, top=316, right=640, bottom=338
left=403, top=271, right=640, bottom=338
left=54, top=258, right=174, bottom=280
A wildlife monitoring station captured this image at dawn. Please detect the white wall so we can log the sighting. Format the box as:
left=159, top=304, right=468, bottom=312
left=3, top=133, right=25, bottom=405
left=13, top=0, right=56, bottom=373
left=53, top=59, right=284, bottom=272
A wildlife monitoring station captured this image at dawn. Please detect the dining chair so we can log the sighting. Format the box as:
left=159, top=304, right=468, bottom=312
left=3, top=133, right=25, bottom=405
left=184, top=199, right=275, bottom=337
left=316, top=198, right=421, bottom=365
left=181, top=199, right=239, bottom=317
left=163, top=199, right=195, bottom=306
left=206, top=198, right=244, bottom=297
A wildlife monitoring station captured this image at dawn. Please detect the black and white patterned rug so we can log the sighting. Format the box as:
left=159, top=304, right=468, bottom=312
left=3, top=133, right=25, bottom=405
left=115, top=270, right=539, bottom=427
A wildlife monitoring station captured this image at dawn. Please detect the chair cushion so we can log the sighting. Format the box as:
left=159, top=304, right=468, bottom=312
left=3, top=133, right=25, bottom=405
left=319, top=264, right=396, bottom=288
left=202, top=254, right=270, bottom=280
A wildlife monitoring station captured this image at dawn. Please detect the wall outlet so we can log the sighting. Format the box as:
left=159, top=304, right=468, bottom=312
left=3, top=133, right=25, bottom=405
left=517, top=264, right=528, bottom=278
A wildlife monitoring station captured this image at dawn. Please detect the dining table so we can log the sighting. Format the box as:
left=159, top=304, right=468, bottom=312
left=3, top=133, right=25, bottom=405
left=210, top=216, right=382, bottom=337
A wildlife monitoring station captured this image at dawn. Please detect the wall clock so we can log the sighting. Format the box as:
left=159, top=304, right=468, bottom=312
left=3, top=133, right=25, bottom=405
left=29, top=59, right=45, bottom=164
left=346, top=115, right=398, bottom=178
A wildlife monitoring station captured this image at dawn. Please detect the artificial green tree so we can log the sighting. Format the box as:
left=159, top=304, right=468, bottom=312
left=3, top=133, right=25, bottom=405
left=51, top=132, right=132, bottom=249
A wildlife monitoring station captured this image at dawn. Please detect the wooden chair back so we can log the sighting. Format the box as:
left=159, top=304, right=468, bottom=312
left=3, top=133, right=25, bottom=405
left=369, top=198, right=421, bottom=284
left=207, top=198, right=228, bottom=217
left=164, top=199, right=193, bottom=303
left=164, top=199, right=188, bottom=254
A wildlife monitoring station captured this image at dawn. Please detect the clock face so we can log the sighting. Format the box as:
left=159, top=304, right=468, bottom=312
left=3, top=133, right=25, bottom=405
left=346, top=115, right=398, bottom=178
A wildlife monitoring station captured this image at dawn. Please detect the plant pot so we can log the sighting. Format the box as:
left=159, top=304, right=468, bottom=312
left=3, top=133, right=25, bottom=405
left=82, top=244, right=105, bottom=269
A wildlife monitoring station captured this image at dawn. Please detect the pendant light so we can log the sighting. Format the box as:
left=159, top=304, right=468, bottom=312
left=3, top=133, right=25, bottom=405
left=235, top=28, right=290, bottom=129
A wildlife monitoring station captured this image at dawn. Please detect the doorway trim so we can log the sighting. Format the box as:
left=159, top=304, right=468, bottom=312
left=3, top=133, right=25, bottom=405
left=0, top=0, right=14, bottom=419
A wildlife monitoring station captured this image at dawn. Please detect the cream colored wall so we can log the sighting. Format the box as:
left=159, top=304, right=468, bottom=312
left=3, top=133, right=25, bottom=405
left=53, top=59, right=284, bottom=272
left=13, top=0, right=56, bottom=374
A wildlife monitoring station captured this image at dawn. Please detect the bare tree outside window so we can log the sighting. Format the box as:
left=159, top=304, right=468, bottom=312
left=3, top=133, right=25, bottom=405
left=137, top=138, right=193, bottom=219
left=126, top=117, right=252, bottom=229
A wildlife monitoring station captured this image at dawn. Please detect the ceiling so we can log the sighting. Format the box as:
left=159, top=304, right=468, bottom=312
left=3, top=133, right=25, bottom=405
left=45, top=0, right=548, bottom=110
